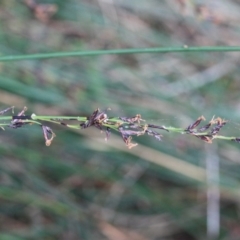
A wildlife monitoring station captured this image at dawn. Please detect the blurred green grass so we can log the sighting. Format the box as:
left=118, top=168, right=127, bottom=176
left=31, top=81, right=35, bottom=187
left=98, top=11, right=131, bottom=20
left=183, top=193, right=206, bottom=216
left=0, top=0, right=240, bottom=239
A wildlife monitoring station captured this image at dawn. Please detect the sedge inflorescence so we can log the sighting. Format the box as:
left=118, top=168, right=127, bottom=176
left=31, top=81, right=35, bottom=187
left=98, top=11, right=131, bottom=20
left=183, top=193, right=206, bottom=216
left=0, top=106, right=239, bottom=148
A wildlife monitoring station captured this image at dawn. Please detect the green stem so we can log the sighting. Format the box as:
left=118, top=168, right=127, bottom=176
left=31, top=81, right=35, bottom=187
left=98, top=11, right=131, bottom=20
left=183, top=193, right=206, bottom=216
left=31, top=115, right=86, bottom=129
left=0, top=113, right=239, bottom=144
left=1, top=46, right=240, bottom=62
left=163, top=127, right=185, bottom=133
left=0, top=116, right=13, bottom=120
left=213, top=135, right=235, bottom=141
left=0, top=123, right=11, bottom=127
left=31, top=115, right=87, bottom=121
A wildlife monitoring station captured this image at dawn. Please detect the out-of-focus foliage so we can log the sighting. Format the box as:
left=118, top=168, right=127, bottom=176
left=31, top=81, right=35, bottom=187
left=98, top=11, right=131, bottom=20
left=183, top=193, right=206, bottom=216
left=0, top=0, right=240, bottom=239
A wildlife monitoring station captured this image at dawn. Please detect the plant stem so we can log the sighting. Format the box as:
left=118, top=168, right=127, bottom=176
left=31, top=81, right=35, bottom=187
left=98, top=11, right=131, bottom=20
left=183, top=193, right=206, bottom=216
left=0, top=110, right=239, bottom=148
left=31, top=115, right=87, bottom=121
left=1, top=46, right=240, bottom=62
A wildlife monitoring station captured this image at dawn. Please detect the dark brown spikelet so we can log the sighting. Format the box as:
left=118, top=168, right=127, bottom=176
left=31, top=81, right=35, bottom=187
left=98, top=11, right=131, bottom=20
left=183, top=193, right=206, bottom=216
left=198, top=122, right=212, bottom=132
left=10, top=107, right=29, bottom=129
left=210, top=117, right=227, bottom=135
left=195, top=135, right=212, bottom=143
left=146, top=129, right=162, bottom=141
left=41, top=125, right=56, bottom=146
left=234, top=138, right=240, bottom=143
left=197, top=116, right=216, bottom=132
left=0, top=106, right=14, bottom=115
left=186, top=116, right=205, bottom=131
left=122, top=135, right=138, bottom=149
left=118, top=127, right=142, bottom=136
left=80, top=108, right=108, bottom=129
left=118, top=127, right=138, bottom=149
left=148, top=124, right=169, bottom=132
left=83, top=109, right=100, bottom=128
left=119, top=114, right=143, bottom=124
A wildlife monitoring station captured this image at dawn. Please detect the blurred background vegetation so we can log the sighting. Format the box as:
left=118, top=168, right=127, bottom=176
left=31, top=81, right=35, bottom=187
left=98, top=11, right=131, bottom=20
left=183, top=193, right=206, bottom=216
left=0, top=0, right=240, bottom=239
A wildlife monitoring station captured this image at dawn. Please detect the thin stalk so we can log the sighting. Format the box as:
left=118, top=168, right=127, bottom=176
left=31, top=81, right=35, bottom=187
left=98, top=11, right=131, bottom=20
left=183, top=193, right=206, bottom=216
left=213, top=135, right=236, bottom=141
left=0, top=107, right=239, bottom=148
left=31, top=115, right=87, bottom=121
left=163, top=126, right=185, bottom=133
left=0, top=46, right=240, bottom=62
left=0, top=116, right=13, bottom=120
